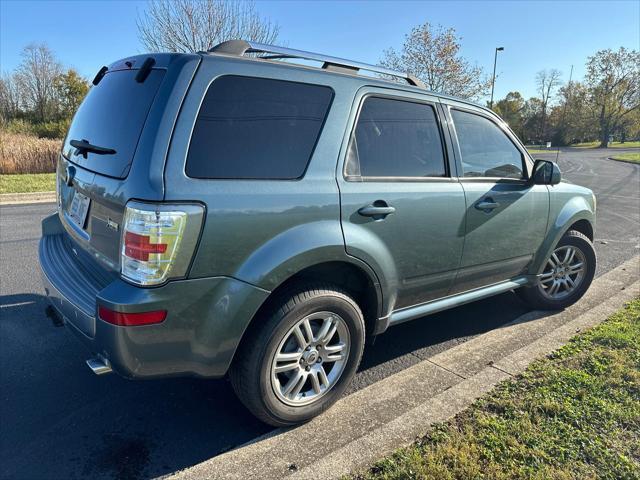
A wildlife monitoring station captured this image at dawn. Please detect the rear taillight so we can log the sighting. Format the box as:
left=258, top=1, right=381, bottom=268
left=98, top=306, right=167, bottom=326
left=121, top=202, right=204, bottom=286
left=124, top=231, right=168, bottom=261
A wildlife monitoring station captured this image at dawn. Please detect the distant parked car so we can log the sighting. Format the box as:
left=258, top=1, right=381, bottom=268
left=40, top=40, right=596, bottom=426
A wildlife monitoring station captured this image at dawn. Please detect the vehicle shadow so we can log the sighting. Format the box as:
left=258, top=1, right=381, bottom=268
left=0, top=289, right=530, bottom=480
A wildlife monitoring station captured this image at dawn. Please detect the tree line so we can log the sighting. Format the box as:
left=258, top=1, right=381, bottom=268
left=492, top=47, right=639, bottom=147
left=1, top=0, right=638, bottom=148
left=0, top=44, right=89, bottom=138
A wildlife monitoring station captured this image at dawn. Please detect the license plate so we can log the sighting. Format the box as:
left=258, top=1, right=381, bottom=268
left=68, top=191, right=91, bottom=228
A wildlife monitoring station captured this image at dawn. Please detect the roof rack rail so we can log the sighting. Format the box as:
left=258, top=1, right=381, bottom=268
left=208, top=40, right=425, bottom=88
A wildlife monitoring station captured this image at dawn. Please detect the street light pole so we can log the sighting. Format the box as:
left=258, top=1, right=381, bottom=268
left=489, top=46, right=504, bottom=110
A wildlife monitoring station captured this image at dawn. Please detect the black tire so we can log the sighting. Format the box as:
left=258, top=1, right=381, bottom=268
left=517, top=230, right=596, bottom=310
left=229, top=284, right=365, bottom=427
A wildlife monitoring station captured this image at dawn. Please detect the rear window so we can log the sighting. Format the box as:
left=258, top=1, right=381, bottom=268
left=63, top=69, right=165, bottom=179
left=186, top=76, right=333, bottom=180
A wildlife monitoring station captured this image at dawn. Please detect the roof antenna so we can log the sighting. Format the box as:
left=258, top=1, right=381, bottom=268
left=555, top=64, right=573, bottom=166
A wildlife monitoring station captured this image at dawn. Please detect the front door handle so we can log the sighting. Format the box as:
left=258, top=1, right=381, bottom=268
left=475, top=198, right=500, bottom=211
left=358, top=201, right=396, bottom=219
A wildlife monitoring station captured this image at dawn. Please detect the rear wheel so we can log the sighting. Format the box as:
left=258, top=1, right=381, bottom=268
left=230, top=284, right=365, bottom=426
left=517, top=230, right=596, bottom=310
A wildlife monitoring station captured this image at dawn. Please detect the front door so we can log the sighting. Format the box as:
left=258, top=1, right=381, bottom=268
left=338, top=90, right=466, bottom=311
left=445, top=105, right=549, bottom=293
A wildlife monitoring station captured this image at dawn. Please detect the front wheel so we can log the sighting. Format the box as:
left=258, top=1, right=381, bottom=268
left=517, top=230, right=596, bottom=310
left=230, top=284, right=365, bottom=426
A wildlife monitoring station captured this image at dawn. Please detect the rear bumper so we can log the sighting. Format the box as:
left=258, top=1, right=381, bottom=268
left=39, top=213, right=270, bottom=379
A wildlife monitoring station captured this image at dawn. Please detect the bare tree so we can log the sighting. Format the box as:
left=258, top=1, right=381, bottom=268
left=0, top=73, right=24, bottom=122
left=535, top=68, right=562, bottom=141
left=137, top=0, right=280, bottom=53
left=381, top=23, right=492, bottom=100
left=14, top=44, right=62, bottom=122
left=585, top=47, right=639, bottom=147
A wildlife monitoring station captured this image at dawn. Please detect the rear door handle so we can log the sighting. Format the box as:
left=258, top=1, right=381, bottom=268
left=358, top=202, right=396, bottom=219
left=475, top=199, right=500, bottom=211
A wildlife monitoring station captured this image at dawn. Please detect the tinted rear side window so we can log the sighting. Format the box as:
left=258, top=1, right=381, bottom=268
left=63, top=69, right=165, bottom=179
left=186, top=76, right=333, bottom=179
left=346, top=96, right=446, bottom=178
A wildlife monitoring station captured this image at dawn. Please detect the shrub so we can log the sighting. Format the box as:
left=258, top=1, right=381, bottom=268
left=4, top=118, right=37, bottom=136
left=33, top=119, right=70, bottom=139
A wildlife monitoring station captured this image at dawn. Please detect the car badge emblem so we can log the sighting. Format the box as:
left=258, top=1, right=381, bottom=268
left=107, top=218, right=119, bottom=231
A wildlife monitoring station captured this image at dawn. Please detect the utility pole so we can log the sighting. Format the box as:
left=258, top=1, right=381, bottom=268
left=489, top=46, right=504, bottom=110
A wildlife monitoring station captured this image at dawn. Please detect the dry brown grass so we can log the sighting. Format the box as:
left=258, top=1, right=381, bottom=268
left=0, top=131, right=61, bottom=174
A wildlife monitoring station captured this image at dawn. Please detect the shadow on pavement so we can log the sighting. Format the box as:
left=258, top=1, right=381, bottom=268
left=0, top=290, right=528, bottom=479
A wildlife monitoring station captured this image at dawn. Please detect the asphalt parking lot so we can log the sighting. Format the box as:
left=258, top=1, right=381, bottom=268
left=1, top=148, right=638, bottom=479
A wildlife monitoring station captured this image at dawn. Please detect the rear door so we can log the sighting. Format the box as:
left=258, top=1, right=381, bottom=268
left=444, top=103, right=549, bottom=293
left=338, top=88, right=466, bottom=310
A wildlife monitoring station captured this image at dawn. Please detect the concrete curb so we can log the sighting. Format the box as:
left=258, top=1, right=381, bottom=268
left=0, top=191, right=55, bottom=205
left=171, top=257, right=640, bottom=480
left=608, top=156, right=640, bottom=166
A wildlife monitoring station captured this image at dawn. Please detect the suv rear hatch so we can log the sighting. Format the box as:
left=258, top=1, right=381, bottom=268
left=57, top=53, right=200, bottom=271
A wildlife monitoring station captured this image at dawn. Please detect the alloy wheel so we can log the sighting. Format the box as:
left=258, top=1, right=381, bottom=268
left=538, top=245, right=586, bottom=300
left=270, top=311, right=350, bottom=406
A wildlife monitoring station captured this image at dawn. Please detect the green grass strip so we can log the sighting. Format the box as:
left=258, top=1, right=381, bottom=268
left=353, top=299, right=640, bottom=480
left=610, top=152, right=640, bottom=164
left=0, top=173, right=56, bottom=194
left=572, top=141, right=640, bottom=149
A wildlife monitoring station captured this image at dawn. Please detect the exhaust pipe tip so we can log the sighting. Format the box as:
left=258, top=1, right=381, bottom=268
left=86, top=356, right=112, bottom=375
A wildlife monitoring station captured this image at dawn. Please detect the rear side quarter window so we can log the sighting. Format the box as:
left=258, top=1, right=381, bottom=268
left=186, top=76, right=334, bottom=180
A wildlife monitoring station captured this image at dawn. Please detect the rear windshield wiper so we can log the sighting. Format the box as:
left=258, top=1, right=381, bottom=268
left=70, top=139, right=116, bottom=159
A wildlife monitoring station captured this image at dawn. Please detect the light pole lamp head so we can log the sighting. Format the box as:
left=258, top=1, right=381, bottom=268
left=496, top=47, right=504, bottom=52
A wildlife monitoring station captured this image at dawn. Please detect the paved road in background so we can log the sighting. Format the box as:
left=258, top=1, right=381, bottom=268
left=1, top=148, right=638, bottom=479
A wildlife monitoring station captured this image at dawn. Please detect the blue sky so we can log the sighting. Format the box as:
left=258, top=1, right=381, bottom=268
left=1, top=0, right=638, bottom=101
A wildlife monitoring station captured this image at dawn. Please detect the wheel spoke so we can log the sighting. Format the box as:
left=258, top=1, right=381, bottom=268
left=276, top=351, right=301, bottom=363
left=551, top=252, right=562, bottom=267
left=548, top=280, right=560, bottom=296
left=320, top=323, right=338, bottom=346
left=564, top=247, right=576, bottom=265
left=293, top=325, right=307, bottom=349
left=282, top=370, right=305, bottom=397
left=568, top=262, right=584, bottom=273
left=274, top=352, right=301, bottom=374
left=302, top=318, right=314, bottom=344
left=324, top=342, right=346, bottom=362
left=539, top=272, right=554, bottom=284
left=315, top=316, right=334, bottom=345
left=289, top=373, right=307, bottom=399
left=318, top=367, right=329, bottom=388
left=310, top=370, right=321, bottom=394
left=566, top=276, right=576, bottom=288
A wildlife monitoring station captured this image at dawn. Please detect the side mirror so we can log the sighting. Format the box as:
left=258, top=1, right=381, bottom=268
left=531, top=159, right=561, bottom=185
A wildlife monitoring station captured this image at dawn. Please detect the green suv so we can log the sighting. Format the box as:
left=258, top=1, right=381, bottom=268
left=39, top=40, right=596, bottom=426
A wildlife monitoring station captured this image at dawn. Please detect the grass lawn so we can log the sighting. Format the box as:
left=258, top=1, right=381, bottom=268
left=572, top=141, right=640, bottom=149
left=610, top=152, right=640, bottom=164
left=526, top=148, right=555, bottom=155
left=0, top=173, right=56, bottom=194
left=353, top=299, right=640, bottom=480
